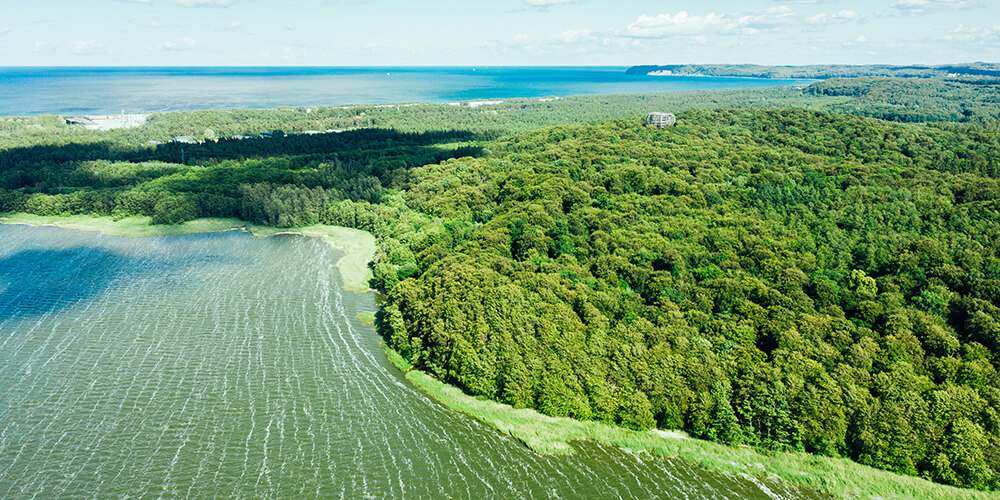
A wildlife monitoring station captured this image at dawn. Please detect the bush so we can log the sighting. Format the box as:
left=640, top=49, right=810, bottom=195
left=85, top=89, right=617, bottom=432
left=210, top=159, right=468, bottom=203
left=151, top=194, right=199, bottom=225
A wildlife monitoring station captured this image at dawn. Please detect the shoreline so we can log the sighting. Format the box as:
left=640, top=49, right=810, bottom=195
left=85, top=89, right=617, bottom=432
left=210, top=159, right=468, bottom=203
left=0, top=214, right=376, bottom=292
left=644, top=71, right=816, bottom=82
left=384, top=344, right=991, bottom=499
left=0, top=212, right=987, bottom=498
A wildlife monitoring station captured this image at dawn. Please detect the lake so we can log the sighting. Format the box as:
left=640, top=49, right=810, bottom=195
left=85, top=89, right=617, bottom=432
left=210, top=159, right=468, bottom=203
left=0, top=67, right=812, bottom=117
left=0, top=224, right=821, bottom=498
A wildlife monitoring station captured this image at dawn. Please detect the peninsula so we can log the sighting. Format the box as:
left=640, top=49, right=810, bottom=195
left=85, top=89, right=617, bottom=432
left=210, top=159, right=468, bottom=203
left=627, top=63, right=1000, bottom=79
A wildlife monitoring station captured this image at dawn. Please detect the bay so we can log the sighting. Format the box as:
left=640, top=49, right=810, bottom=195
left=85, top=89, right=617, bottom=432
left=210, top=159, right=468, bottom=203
left=0, top=66, right=811, bottom=117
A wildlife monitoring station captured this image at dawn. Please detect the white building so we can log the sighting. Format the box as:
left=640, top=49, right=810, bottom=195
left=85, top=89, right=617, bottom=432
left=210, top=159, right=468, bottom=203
left=645, top=112, right=676, bottom=128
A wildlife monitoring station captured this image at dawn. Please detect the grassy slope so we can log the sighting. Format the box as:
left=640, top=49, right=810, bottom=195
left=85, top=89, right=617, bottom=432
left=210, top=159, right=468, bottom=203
left=385, top=347, right=994, bottom=500
left=0, top=214, right=376, bottom=291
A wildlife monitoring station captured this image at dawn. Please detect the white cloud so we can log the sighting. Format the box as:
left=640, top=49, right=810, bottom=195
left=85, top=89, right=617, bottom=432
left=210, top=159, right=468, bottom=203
left=944, top=24, right=1000, bottom=45
left=890, top=0, right=981, bottom=15
left=152, top=37, right=198, bottom=50
left=626, top=13, right=731, bottom=37
left=483, top=33, right=531, bottom=51
left=552, top=29, right=597, bottom=44
left=173, top=0, right=237, bottom=7
left=842, top=34, right=869, bottom=46
left=526, top=0, right=579, bottom=6
left=70, top=40, right=104, bottom=54
left=34, top=41, right=56, bottom=53
left=0, top=28, right=9, bottom=36
left=484, top=29, right=641, bottom=56
left=805, top=10, right=862, bottom=26
left=625, top=7, right=795, bottom=38
left=601, top=37, right=649, bottom=50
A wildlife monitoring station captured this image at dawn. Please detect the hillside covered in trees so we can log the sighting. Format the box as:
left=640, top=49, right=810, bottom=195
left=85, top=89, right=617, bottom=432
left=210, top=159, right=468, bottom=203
left=380, top=110, right=1000, bottom=492
left=2, top=81, right=1000, bottom=493
left=807, top=77, right=1000, bottom=123
left=626, top=63, right=1000, bottom=79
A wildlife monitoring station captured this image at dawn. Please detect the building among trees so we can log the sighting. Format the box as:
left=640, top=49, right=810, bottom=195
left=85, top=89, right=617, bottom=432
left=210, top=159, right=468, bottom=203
left=645, top=112, right=676, bottom=128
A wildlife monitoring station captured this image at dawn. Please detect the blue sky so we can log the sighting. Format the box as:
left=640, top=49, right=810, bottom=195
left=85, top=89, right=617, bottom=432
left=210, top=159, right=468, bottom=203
left=0, top=0, right=997, bottom=66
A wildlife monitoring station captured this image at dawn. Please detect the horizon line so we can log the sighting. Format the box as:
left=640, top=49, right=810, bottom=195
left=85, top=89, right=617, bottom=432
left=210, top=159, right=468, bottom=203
left=0, top=62, right=992, bottom=69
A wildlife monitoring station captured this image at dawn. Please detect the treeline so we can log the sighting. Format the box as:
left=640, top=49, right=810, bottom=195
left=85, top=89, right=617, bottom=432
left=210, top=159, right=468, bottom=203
left=807, top=77, right=1000, bottom=123
left=2, top=86, right=825, bottom=150
left=4, top=77, right=995, bottom=155
left=626, top=63, right=1000, bottom=79
left=0, top=128, right=474, bottom=174
left=376, top=110, right=1000, bottom=492
left=0, top=127, right=478, bottom=225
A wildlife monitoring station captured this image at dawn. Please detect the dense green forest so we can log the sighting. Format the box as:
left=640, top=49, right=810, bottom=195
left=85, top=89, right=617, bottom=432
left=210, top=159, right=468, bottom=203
left=382, top=110, right=1000, bottom=492
left=2, top=85, right=827, bottom=150
left=2, top=79, right=1000, bottom=492
left=626, top=63, right=1000, bottom=79
left=808, top=77, right=1000, bottom=123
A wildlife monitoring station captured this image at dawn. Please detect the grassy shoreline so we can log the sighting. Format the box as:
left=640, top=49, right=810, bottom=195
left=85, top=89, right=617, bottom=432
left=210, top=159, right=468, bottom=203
left=0, top=213, right=376, bottom=292
left=3, top=214, right=989, bottom=498
left=384, top=345, right=992, bottom=500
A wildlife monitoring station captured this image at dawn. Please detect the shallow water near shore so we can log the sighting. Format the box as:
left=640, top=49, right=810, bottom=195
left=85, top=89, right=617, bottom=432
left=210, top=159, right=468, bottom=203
left=0, top=224, right=821, bottom=498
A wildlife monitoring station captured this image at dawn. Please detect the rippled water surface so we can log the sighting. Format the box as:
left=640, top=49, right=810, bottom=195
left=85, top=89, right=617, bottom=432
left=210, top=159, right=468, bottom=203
left=0, top=67, right=812, bottom=116
left=0, top=225, right=820, bottom=498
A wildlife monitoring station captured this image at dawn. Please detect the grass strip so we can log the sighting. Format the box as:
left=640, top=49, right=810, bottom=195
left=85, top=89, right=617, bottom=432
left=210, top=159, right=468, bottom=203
left=388, top=344, right=993, bottom=500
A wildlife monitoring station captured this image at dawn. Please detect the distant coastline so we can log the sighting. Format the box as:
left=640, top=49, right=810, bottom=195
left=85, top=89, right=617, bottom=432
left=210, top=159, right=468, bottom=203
left=626, top=62, right=1000, bottom=80
left=644, top=70, right=801, bottom=81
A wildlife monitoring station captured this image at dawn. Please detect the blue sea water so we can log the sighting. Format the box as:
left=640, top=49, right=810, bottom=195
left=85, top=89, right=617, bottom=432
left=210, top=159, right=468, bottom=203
left=0, top=66, right=811, bottom=117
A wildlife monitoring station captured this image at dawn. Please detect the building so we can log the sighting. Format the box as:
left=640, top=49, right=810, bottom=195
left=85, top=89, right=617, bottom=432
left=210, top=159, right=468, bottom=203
left=645, top=112, right=676, bottom=128
left=64, top=113, right=149, bottom=131
left=466, top=100, right=503, bottom=108
left=65, top=117, right=98, bottom=129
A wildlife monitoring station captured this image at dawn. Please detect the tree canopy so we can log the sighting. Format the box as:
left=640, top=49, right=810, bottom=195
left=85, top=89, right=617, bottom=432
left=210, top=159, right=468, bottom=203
left=3, top=80, right=1000, bottom=492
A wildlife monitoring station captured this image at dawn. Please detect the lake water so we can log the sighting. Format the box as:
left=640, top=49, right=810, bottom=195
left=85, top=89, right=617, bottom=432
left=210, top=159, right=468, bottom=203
left=0, top=67, right=811, bottom=117
left=0, top=224, right=822, bottom=498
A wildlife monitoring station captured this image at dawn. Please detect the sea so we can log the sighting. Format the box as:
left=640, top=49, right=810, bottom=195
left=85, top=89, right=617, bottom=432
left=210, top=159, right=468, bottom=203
left=0, top=66, right=811, bottom=117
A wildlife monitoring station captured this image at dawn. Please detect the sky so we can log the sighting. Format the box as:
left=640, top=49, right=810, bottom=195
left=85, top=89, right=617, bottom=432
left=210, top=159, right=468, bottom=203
left=0, top=0, right=997, bottom=66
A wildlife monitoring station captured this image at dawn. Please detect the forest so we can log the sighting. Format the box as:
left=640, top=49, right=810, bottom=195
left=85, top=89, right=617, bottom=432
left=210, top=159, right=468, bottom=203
left=382, top=110, right=1000, bottom=492
left=2, top=78, right=1000, bottom=493
left=807, top=77, right=1000, bottom=123
left=626, top=63, right=1000, bottom=79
